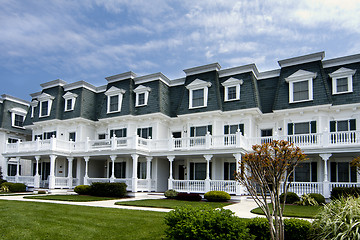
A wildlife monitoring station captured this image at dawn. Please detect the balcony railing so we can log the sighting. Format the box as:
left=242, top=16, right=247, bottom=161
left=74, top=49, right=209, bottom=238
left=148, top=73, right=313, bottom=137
left=5, top=131, right=360, bottom=154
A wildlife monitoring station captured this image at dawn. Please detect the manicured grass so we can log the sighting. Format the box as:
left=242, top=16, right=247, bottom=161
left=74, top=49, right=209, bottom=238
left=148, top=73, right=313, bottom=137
left=24, top=194, right=119, bottom=202
left=251, top=203, right=323, bottom=218
left=115, top=199, right=233, bottom=209
left=0, top=200, right=166, bottom=240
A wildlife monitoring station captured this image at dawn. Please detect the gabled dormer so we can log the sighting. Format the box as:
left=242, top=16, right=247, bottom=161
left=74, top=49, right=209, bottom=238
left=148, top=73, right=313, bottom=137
left=186, top=79, right=212, bottom=109
left=62, top=92, right=78, bottom=112
left=9, top=107, right=27, bottom=128
left=285, top=70, right=317, bottom=103
left=221, top=77, right=243, bottom=102
left=134, top=85, right=151, bottom=107
left=37, top=93, right=55, bottom=118
left=104, top=86, right=126, bottom=113
left=329, top=67, right=356, bottom=95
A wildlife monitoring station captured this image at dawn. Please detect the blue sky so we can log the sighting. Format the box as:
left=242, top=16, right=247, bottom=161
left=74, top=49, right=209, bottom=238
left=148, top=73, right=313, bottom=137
left=1, top=0, right=360, bottom=101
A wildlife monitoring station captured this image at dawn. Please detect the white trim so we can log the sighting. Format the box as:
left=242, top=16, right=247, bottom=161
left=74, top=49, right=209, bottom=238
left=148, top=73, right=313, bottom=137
left=134, top=73, right=171, bottom=86
left=9, top=108, right=27, bottom=129
left=40, top=79, right=67, bottom=89
left=134, top=85, right=151, bottom=107
left=64, top=81, right=97, bottom=92
left=221, top=77, right=243, bottom=102
left=105, top=86, right=126, bottom=113
left=278, top=52, right=325, bottom=68
left=329, top=67, right=356, bottom=95
left=63, top=92, right=78, bottom=111
left=218, top=64, right=258, bottom=78
left=323, top=53, right=360, bottom=68
left=30, top=100, right=38, bottom=118
left=36, top=93, right=55, bottom=118
left=285, top=70, right=317, bottom=103
left=105, top=71, right=137, bottom=83
left=183, top=63, right=221, bottom=76
left=186, top=79, right=212, bottom=109
left=1, top=94, right=30, bottom=107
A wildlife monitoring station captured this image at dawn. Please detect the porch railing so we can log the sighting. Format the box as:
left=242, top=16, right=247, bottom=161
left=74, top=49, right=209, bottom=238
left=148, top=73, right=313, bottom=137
left=210, top=180, right=237, bottom=194
left=55, top=177, right=68, bottom=187
left=284, top=182, right=323, bottom=195
left=172, top=180, right=205, bottom=193
left=87, top=178, right=110, bottom=184
left=18, top=176, right=35, bottom=186
left=330, top=182, right=360, bottom=191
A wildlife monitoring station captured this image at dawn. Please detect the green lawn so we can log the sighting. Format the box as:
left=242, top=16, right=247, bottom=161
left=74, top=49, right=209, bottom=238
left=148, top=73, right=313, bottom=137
left=251, top=203, right=323, bottom=218
left=115, top=199, right=233, bottom=209
left=0, top=200, right=166, bottom=240
left=24, top=194, right=119, bottom=202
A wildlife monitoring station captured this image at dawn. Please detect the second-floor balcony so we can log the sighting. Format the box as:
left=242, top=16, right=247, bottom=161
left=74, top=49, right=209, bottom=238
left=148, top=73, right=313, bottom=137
left=5, top=130, right=360, bottom=155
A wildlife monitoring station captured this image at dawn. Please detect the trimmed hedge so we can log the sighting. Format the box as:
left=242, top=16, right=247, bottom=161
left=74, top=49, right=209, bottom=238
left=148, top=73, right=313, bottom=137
left=280, top=192, right=300, bottom=204
left=308, top=193, right=325, bottom=205
left=204, top=191, right=231, bottom=202
left=164, top=189, right=178, bottom=199
left=74, top=185, right=91, bottom=195
left=330, top=187, right=360, bottom=200
left=164, top=206, right=252, bottom=240
left=90, top=182, right=127, bottom=197
left=176, top=192, right=202, bottom=201
left=1, top=182, right=26, bottom=192
left=247, top=217, right=312, bottom=240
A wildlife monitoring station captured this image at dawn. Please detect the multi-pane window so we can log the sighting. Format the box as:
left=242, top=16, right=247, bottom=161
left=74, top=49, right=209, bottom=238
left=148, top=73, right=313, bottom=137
left=190, top=125, right=212, bottom=137
left=43, top=131, right=57, bottom=140
left=288, top=121, right=316, bottom=135
left=137, top=162, right=147, bottom=179
left=109, top=162, right=126, bottom=178
left=331, top=162, right=357, bottom=182
left=138, top=93, right=145, bottom=106
left=293, top=80, right=309, bottom=102
left=137, top=127, right=152, bottom=139
left=224, top=162, right=236, bottom=180
left=190, top=162, right=212, bottom=180
left=40, top=101, right=49, bottom=117
left=65, top=99, right=73, bottom=111
left=336, top=77, right=349, bottom=93
left=8, top=164, right=20, bottom=176
left=330, top=119, right=356, bottom=132
left=293, top=162, right=317, bottom=182
left=224, top=124, right=244, bottom=135
left=109, top=95, right=119, bottom=112
left=14, top=114, right=24, bottom=127
left=110, top=128, right=127, bottom=138
left=34, top=134, right=42, bottom=140
left=8, top=138, right=18, bottom=143
left=192, top=89, right=204, bottom=107
left=227, top=86, right=237, bottom=100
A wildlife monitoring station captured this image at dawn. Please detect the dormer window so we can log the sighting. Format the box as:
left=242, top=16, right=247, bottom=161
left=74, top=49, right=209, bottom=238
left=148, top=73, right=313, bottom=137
left=186, top=79, right=212, bottom=109
left=9, top=108, right=27, bottom=128
left=105, top=86, right=126, bottom=113
left=37, top=93, right=55, bottom=117
left=134, top=85, right=151, bottom=107
left=30, top=100, right=38, bottom=118
left=329, top=67, right=356, bottom=95
left=63, top=92, right=78, bottom=111
left=221, top=77, right=243, bottom=101
left=285, top=70, right=317, bottom=103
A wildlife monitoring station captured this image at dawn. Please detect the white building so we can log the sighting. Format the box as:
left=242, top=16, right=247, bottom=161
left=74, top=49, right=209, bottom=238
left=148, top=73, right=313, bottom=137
left=2, top=51, right=360, bottom=197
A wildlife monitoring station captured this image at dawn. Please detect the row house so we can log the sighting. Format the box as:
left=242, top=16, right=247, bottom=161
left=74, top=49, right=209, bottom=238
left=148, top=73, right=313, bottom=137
left=2, top=51, right=360, bottom=197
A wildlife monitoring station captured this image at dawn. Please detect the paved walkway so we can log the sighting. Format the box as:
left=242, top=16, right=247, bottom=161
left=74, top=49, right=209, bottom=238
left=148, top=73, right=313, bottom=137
left=0, top=194, right=265, bottom=218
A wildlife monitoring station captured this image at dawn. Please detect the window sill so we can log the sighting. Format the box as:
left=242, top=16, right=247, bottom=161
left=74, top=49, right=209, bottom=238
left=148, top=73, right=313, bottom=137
left=290, top=99, right=313, bottom=104
left=333, top=91, right=353, bottom=95
left=39, top=115, right=50, bottom=118
left=135, top=104, right=147, bottom=107
left=107, top=110, right=121, bottom=114
left=12, top=125, right=25, bottom=129
left=224, top=98, right=240, bottom=102
left=64, top=109, right=74, bottom=112
left=189, top=105, right=207, bottom=109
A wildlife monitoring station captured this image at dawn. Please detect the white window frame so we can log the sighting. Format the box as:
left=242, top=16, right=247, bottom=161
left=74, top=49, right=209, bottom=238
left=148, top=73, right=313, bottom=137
left=37, top=93, right=55, bottom=118
left=134, top=85, right=151, bottom=107
left=105, top=86, right=126, bottom=113
left=9, top=108, right=27, bottom=129
left=221, top=77, right=243, bottom=101
left=63, top=92, right=78, bottom=112
left=30, top=100, right=38, bottom=118
left=186, top=78, right=212, bottom=109
left=285, top=70, right=316, bottom=103
left=329, top=67, right=356, bottom=95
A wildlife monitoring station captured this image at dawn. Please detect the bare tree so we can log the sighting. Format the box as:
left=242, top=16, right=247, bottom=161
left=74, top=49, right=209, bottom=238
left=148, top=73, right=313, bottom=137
left=236, top=140, right=306, bottom=240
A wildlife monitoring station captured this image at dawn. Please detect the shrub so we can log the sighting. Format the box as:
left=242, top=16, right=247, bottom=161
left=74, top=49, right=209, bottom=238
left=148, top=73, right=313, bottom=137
left=90, top=182, right=127, bottom=198
left=298, top=194, right=318, bottom=206
left=164, top=206, right=252, bottom=240
left=312, top=196, right=360, bottom=240
left=37, top=190, right=47, bottom=194
left=74, top=185, right=91, bottom=195
left=280, top=192, right=300, bottom=204
left=1, top=182, right=26, bottom=192
left=164, top=189, right=178, bottom=199
left=204, top=191, right=231, bottom=202
left=176, top=192, right=202, bottom=201
left=247, top=217, right=311, bottom=240
left=330, top=187, right=360, bottom=200
left=308, top=193, right=325, bottom=205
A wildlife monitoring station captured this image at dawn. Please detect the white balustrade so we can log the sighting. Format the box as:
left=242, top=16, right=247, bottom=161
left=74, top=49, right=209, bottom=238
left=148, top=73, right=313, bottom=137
left=329, top=131, right=360, bottom=145
left=17, top=176, right=35, bottom=186
left=172, top=180, right=205, bottom=192
left=6, top=176, right=16, bottom=182
left=284, top=182, right=323, bottom=195
left=55, top=177, right=68, bottom=187
left=87, top=178, right=110, bottom=184
left=287, top=133, right=321, bottom=147
left=330, top=182, right=360, bottom=191
left=210, top=180, right=237, bottom=194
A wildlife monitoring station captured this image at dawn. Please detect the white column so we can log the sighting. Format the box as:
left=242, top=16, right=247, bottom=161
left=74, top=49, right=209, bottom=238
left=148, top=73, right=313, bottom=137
left=3, top=157, right=8, bottom=179
left=34, top=156, right=41, bottom=188
left=110, top=155, right=116, bottom=182
left=146, top=156, right=153, bottom=192
left=233, top=153, right=242, bottom=195
left=167, top=156, right=175, bottom=189
left=320, top=153, right=332, bottom=198
left=131, top=154, right=138, bottom=192
left=84, top=156, right=90, bottom=185
left=15, top=157, right=20, bottom=183
left=204, top=154, right=213, bottom=193
left=48, top=155, right=57, bottom=189
left=67, top=157, right=73, bottom=188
